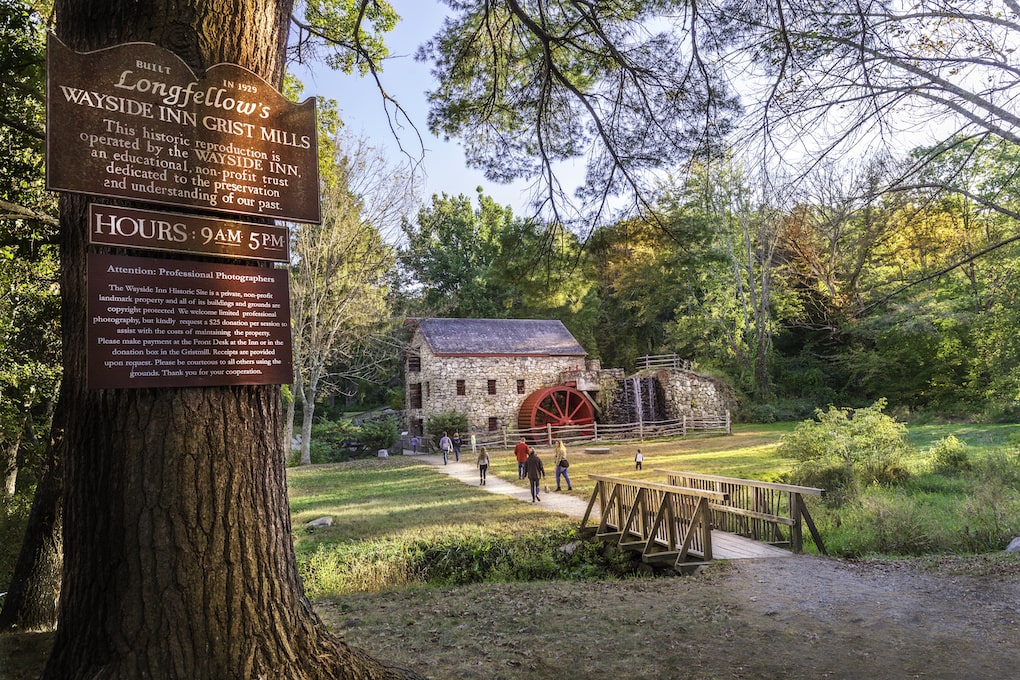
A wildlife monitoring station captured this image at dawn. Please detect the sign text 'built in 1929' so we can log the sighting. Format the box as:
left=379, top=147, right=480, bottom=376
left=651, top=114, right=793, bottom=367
left=88, top=253, right=293, bottom=389
left=47, top=35, right=320, bottom=223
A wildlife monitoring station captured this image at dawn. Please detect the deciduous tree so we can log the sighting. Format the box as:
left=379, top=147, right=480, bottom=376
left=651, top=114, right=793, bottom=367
left=290, top=133, right=403, bottom=466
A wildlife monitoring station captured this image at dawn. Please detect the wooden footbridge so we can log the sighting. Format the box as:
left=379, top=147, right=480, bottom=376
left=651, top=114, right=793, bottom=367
left=579, top=470, right=826, bottom=571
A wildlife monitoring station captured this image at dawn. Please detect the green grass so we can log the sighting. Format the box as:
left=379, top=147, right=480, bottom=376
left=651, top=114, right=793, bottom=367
left=905, top=423, right=1020, bottom=452
left=287, top=457, right=562, bottom=560
left=285, top=428, right=803, bottom=596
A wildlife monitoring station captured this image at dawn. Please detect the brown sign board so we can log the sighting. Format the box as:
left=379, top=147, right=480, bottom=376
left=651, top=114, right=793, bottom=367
left=88, top=253, right=293, bottom=388
left=47, top=35, right=320, bottom=223
left=90, top=204, right=290, bottom=262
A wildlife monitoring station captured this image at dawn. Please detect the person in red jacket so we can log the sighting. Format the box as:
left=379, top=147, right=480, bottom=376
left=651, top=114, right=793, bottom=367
left=513, top=437, right=530, bottom=478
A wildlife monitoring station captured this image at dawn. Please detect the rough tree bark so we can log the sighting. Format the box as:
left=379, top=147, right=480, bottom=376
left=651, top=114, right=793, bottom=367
left=43, top=1, right=420, bottom=678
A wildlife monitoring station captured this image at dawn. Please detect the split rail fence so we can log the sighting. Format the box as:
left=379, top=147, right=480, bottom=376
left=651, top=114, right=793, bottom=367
left=461, top=411, right=730, bottom=451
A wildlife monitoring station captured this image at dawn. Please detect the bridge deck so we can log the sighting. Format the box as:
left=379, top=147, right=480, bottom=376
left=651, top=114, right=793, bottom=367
left=711, top=530, right=793, bottom=559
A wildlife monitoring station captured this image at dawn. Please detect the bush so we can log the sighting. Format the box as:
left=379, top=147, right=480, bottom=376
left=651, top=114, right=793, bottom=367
left=301, top=417, right=398, bottom=463
left=298, top=528, right=641, bottom=597
left=779, top=398, right=912, bottom=504
left=959, top=481, right=1020, bottom=552
left=826, top=494, right=938, bottom=556
left=0, top=492, right=33, bottom=590
left=359, top=417, right=399, bottom=452
left=424, top=410, right=469, bottom=449
left=928, top=435, right=971, bottom=473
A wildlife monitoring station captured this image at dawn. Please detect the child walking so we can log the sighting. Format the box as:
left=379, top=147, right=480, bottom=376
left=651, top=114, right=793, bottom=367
left=477, top=447, right=490, bottom=485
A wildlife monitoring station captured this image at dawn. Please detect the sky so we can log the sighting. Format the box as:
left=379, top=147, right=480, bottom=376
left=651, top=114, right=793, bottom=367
left=290, top=2, right=541, bottom=218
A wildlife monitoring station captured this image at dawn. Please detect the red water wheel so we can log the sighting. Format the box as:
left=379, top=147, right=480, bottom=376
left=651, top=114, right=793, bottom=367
left=517, top=385, right=596, bottom=436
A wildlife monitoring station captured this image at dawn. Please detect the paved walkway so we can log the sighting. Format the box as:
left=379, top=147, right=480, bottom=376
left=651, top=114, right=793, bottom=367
left=409, top=452, right=597, bottom=520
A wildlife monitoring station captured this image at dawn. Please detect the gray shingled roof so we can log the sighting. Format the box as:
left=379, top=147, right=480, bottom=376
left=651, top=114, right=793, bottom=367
left=414, top=318, right=586, bottom=357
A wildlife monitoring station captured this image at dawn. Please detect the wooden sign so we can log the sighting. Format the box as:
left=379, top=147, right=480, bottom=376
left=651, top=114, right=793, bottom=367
left=47, top=35, right=320, bottom=223
left=88, top=253, right=293, bottom=388
left=89, top=204, right=290, bottom=262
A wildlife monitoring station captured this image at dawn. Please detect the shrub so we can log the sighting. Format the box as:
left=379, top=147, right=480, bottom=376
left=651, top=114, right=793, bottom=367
left=821, top=493, right=940, bottom=557
left=959, top=481, right=1020, bottom=552
left=0, top=492, right=33, bottom=590
left=298, top=528, right=641, bottom=597
left=974, top=448, right=1020, bottom=490
left=359, top=417, right=399, bottom=452
left=928, top=435, right=971, bottom=473
left=424, top=410, right=469, bottom=448
left=779, top=398, right=912, bottom=503
left=301, top=417, right=399, bottom=463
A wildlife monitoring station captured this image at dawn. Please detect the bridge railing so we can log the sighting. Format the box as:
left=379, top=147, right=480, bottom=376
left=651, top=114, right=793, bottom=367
left=580, top=475, right=728, bottom=566
left=656, top=469, right=827, bottom=555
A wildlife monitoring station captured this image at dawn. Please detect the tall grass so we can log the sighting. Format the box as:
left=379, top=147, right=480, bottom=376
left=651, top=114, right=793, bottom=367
left=810, top=445, right=1020, bottom=557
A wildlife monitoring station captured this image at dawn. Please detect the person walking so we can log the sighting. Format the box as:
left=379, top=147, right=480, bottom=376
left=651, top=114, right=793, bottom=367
left=410, top=435, right=419, bottom=455
left=452, top=432, right=462, bottom=462
left=476, top=446, right=490, bottom=485
left=439, top=432, right=453, bottom=465
left=524, top=447, right=545, bottom=502
left=634, top=448, right=643, bottom=470
left=514, top=437, right=530, bottom=478
left=553, top=440, right=572, bottom=491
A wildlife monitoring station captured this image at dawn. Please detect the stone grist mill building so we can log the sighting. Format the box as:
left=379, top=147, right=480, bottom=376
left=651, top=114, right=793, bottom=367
left=403, top=318, right=734, bottom=439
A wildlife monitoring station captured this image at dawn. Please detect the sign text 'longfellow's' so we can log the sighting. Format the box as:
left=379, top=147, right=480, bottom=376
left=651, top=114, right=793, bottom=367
left=47, top=36, right=320, bottom=223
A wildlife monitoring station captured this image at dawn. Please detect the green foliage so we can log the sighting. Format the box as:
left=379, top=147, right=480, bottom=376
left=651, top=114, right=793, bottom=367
left=359, top=417, right=398, bottom=452
left=780, top=399, right=912, bottom=501
left=304, top=417, right=398, bottom=463
left=300, top=527, right=639, bottom=597
left=739, top=398, right=817, bottom=424
left=820, top=493, right=940, bottom=557
left=1, top=0, right=61, bottom=483
left=927, top=435, right=971, bottom=473
left=0, top=491, right=32, bottom=592
left=398, top=191, right=597, bottom=329
left=420, top=2, right=737, bottom=202
left=298, top=0, right=398, bottom=75
left=406, top=528, right=635, bottom=586
left=424, top=410, right=468, bottom=446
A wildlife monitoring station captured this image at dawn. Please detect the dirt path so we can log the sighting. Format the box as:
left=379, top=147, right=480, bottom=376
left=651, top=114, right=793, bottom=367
left=326, top=553, right=1020, bottom=679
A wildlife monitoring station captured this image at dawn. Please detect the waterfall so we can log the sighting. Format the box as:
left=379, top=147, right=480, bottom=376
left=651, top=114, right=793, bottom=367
left=630, top=376, right=643, bottom=423
left=608, top=375, right=668, bottom=424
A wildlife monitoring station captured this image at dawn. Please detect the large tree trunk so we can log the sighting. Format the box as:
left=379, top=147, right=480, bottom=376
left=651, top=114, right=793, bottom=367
left=0, top=400, right=63, bottom=632
left=44, top=2, right=420, bottom=678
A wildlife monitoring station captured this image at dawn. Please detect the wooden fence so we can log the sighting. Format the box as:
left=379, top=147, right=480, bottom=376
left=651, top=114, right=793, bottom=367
left=657, top=469, right=826, bottom=554
left=635, top=354, right=692, bottom=371
left=443, top=411, right=731, bottom=451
